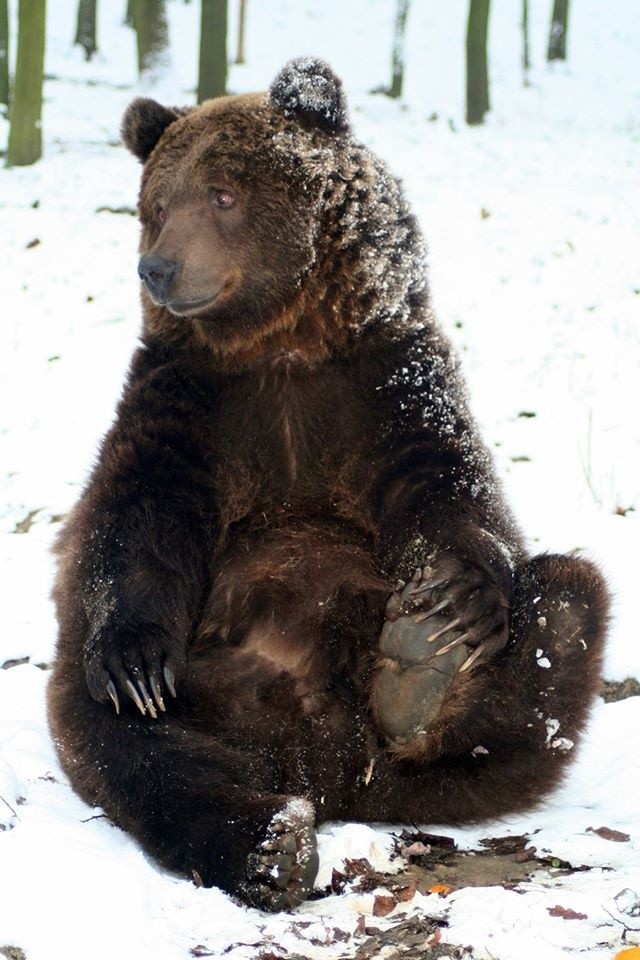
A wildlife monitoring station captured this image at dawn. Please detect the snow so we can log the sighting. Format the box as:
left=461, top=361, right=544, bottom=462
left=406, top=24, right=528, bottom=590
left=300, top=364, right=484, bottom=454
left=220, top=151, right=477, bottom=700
left=1, top=1, right=639, bottom=958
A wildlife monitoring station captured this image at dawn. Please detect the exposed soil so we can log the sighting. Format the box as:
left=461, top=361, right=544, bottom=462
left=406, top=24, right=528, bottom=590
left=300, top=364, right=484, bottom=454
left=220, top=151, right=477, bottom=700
left=601, top=677, right=640, bottom=702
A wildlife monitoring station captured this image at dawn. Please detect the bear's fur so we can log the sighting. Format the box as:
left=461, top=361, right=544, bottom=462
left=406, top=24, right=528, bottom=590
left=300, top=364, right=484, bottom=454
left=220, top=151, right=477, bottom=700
left=47, top=59, right=609, bottom=911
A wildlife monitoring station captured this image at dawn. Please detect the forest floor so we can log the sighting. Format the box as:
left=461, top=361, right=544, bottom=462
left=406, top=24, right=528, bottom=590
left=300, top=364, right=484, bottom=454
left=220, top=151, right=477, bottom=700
left=1, top=2, right=639, bottom=959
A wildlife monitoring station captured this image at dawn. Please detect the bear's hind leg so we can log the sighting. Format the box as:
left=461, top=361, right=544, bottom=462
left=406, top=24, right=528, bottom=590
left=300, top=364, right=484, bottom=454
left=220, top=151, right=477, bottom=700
left=358, top=553, right=608, bottom=824
left=47, top=664, right=319, bottom=911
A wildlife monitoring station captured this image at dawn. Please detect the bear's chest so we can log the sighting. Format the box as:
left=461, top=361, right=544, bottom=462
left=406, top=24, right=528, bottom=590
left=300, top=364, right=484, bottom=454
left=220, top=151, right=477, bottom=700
left=211, top=351, right=373, bottom=515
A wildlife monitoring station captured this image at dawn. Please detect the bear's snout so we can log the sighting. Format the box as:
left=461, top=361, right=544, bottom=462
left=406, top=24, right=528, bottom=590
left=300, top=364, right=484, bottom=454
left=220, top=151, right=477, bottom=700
left=138, top=253, right=179, bottom=302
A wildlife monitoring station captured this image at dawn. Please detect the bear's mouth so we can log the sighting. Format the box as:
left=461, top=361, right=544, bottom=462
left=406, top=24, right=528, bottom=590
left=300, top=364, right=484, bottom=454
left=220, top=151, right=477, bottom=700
left=162, top=289, right=223, bottom=317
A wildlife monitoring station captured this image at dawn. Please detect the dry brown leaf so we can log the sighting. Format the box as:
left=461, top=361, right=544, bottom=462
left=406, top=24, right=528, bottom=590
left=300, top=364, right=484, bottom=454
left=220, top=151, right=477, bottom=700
left=394, top=879, right=418, bottom=902
left=547, top=904, right=588, bottom=920
left=587, top=825, right=631, bottom=843
left=372, top=894, right=396, bottom=917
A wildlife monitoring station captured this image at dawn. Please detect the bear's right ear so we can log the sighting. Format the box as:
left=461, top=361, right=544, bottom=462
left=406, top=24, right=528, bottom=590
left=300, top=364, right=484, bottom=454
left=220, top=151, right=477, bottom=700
left=121, top=98, right=187, bottom=162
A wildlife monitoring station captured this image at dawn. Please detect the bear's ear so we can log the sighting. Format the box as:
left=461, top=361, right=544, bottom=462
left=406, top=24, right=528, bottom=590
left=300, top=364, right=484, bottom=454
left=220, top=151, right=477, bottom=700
left=268, top=58, right=349, bottom=134
left=121, top=98, right=188, bottom=162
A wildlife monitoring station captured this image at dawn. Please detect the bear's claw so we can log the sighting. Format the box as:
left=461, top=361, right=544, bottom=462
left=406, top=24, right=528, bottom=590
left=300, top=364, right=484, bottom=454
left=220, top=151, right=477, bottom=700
left=240, top=799, right=319, bottom=912
left=372, top=563, right=509, bottom=743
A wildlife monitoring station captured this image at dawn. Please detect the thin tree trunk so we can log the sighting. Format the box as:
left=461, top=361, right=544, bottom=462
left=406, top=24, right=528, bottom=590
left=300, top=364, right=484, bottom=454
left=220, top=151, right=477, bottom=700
left=7, top=0, right=46, bottom=166
left=235, top=0, right=246, bottom=64
left=75, top=0, right=98, bottom=61
left=134, top=0, right=169, bottom=80
left=0, top=0, right=9, bottom=110
left=388, top=0, right=409, bottom=98
left=522, top=0, right=530, bottom=86
left=197, top=0, right=227, bottom=103
left=547, top=0, right=569, bottom=61
left=466, top=0, right=490, bottom=125
left=124, top=0, right=134, bottom=27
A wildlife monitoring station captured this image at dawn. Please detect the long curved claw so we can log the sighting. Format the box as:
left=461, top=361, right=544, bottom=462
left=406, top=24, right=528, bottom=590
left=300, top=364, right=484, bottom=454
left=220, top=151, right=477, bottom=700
left=163, top=664, right=177, bottom=698
left=408, top=577, right=449, bottom=597
left=149, top=674, right=166, bottom=713
left=125, top=678, right=147, bottom=716
left=414, top=598, right=451, bottom=623
left=434, top=630, right=475, bottom=657
left=426, top=617, right=462, bottom=643
left=106, top=679, right=120, bottom=715
left=137, top=678, right=158, bottom=719
left=459, top=643, right=489, bottom=673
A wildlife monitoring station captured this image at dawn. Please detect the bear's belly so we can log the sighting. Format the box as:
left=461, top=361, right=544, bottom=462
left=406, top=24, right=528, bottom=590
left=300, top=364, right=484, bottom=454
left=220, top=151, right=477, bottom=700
left=191, top=522, right=389, bottom=717
left=234, top=620, right=327, bottom=715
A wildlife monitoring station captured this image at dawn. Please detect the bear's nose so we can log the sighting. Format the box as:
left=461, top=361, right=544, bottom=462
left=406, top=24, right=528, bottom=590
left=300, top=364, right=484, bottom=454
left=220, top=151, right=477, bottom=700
left=138, top=254, right=178, bottom=300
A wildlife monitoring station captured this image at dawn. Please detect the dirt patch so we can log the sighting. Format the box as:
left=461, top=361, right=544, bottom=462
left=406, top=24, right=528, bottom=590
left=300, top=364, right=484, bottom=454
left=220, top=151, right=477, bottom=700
left=601, top=677, right=640, bottom=702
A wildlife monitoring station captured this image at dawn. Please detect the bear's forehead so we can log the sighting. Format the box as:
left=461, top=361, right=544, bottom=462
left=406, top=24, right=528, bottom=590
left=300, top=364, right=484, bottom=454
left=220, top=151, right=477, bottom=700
left=143, top=94, right=353, bottom=190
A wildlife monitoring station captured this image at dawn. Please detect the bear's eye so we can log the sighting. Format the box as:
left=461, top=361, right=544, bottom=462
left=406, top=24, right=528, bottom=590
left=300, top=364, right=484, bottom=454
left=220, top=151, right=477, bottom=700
left=213, top=190, right=236, bottom=210
left=157, top=207, right=167, bottom=223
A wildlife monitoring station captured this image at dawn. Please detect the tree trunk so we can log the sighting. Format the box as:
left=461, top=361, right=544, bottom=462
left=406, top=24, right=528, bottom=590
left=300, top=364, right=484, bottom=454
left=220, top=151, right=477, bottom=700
left=547, top=0, right=569, bottom=61
left=235, top=0, right=246, bottom=65
left=466, top=0, right=490, bottom=125
left=388, top=0, right=409, bottom=99
left=0, top=0, right=9, bottom=111
left=522, top=0, right=530, bottom=86
left=124, top=0, right=134, bottom=27
left=7, top=0, right=46, bottom=166
left=197, top=0, right=227, bottom=103
left=134, top=0, right=169, bottom=80
left=75, top=0, right=97, bottom=61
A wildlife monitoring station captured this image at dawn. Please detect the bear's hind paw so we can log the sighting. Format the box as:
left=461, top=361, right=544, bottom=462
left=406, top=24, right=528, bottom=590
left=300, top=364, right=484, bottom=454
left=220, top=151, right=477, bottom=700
left=240, top=798, right=319, bottom=912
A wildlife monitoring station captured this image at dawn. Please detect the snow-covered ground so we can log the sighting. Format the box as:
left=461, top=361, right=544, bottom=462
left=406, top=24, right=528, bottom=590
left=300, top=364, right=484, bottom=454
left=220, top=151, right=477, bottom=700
left=1, top=1, right=639, bottom=958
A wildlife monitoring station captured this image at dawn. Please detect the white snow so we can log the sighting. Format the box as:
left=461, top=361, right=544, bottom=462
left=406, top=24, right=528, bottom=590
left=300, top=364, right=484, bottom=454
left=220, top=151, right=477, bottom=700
left=1, top=1, right=639, bottom=958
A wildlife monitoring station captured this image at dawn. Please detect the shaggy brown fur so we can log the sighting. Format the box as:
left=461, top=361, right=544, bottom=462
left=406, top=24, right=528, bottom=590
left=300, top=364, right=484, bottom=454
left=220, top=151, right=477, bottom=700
left=47, top=58, right=608, bottom=912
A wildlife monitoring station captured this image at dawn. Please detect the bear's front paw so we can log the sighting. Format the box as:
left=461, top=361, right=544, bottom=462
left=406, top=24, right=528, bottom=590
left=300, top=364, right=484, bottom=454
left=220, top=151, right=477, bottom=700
left=372, top=561, right=510, bottom=744
left=239, top=798, right=319, bottom=912
left=83, top=623, right=185, bottom=718
left=404, top=557, right=510, bottom=672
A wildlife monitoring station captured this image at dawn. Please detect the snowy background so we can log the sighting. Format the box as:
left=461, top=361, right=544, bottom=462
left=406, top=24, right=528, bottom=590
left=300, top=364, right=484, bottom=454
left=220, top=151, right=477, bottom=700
left=1, top=1, right=639, bottom=958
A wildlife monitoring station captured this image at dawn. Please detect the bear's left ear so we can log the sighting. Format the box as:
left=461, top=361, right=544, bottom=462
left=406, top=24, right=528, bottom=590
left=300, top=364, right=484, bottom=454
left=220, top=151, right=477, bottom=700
left=268, top=58, right=349, bottom=134
left=121, top=98, right=191, bottom=162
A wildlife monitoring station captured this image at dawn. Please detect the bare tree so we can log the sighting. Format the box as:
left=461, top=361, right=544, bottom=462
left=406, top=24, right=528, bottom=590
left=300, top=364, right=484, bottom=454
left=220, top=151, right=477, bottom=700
left=0, top=0, right=9, bottom=112
left=197, top=0, right=227, bottom=103
left=134, top=0, right=169, bottom=81
left=547, top=0, right=569, bottom=61
left=466, top=0, right=490, bottom=125
left=522, top=0, right=530, bottom=86
left=387, top=0, right=410, bottom=99
left=7, top=0, right=46, bottom=166
left=235, top=0, right=247, bottom=65
left=75, top=0, right=98, bottom=61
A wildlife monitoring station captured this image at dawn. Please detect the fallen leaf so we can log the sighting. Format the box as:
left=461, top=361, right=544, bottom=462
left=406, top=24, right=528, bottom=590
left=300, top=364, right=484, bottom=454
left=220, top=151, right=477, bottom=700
left=587, top=825, right=631, bottom=842
left=547, top=905, right=588, bottom=920
left=398, top=829, right=456, bottom=849
left=428, top=884, right=452, bottom=897
left=514, top=846, right=537, bottom=862
left=344, top=857, right=374, bottom=876
left=402, top=841, right=431, bottom=856
left=372, top=894, right=396, bottom=917
left=394, top=879, right=418, bottom=902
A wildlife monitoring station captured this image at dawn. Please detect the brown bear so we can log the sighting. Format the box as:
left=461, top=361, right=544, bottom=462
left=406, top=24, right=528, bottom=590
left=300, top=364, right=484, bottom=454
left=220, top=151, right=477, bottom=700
left=47, top=58, right=608, bottom=912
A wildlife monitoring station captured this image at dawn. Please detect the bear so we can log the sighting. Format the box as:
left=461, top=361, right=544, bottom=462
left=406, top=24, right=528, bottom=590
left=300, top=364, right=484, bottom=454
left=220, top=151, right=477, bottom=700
left=47, top=58, right=608, bottom=912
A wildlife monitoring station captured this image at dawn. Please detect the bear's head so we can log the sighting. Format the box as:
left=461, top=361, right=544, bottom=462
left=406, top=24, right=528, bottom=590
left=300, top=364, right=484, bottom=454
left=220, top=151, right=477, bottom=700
left=122, top=58, right=426, bottom=362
